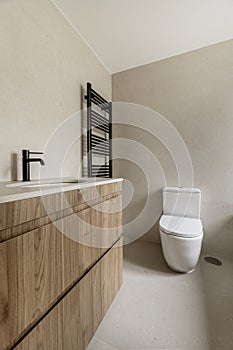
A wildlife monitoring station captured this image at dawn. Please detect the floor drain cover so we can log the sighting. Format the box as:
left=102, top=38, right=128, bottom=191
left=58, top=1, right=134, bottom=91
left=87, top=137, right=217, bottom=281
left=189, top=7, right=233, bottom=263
left=204, top=256, right=222, bottom=266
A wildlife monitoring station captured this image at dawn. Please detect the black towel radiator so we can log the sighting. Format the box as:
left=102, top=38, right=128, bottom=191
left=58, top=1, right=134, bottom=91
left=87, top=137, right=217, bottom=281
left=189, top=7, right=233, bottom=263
left=85, top=82, right=112, bottom=178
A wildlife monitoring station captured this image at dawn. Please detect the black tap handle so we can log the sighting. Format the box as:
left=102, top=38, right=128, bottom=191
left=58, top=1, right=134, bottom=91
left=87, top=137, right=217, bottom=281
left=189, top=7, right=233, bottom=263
left=29, top=151, right=44, bottom=155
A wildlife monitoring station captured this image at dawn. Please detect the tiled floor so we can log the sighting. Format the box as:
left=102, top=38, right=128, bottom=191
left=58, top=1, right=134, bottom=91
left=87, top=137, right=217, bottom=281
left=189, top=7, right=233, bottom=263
left=87, top=240, right=233, bottom=350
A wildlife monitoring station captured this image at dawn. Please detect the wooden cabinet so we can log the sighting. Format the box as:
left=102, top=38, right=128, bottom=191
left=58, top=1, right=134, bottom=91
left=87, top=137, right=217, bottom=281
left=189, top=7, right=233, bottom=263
left=15, top=241, right=122, bottom=350
left=0, top=182, right=122, bottom=350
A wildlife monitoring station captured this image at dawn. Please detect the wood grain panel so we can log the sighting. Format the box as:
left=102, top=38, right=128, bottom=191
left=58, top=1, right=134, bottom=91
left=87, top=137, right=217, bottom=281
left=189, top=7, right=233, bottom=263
left=0, top=195, right=122, bottom=350
left=0, top=244, right=9, bottom=347
left=15, top=240, right=123, bottom=350
left=0, top=183, right=121, bottom=243
left=90, top=194, right=122, bottom=249
left=13, top=306, right=63, bottom=350
left=0, top=182, right=122, bottom=349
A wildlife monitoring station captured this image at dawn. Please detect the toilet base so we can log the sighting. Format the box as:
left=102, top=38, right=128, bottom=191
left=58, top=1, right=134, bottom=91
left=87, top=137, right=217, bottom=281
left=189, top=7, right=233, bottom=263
left=167, top=263, right=195, bottom=274
left=160, top=230, right=203, bottom=273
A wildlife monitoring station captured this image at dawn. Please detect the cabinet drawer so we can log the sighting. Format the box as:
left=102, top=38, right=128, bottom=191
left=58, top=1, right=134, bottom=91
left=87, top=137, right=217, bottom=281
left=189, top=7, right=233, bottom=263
left=0, top=183, right=120, bottom=233
left=15, top=240, right=123, bottom=350
left=0, top=195, right=122, bottom=350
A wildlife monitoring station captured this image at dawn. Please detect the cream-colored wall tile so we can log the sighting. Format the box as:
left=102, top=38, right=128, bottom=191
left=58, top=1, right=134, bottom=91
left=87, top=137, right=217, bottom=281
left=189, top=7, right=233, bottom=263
left=0, top=0, right=111, bottom=181
left=112, top=40, right=233, bottom=258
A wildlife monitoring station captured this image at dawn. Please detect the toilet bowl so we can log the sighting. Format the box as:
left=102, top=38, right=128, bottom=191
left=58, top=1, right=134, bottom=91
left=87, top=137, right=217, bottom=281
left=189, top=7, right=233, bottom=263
left=159, top=187, right=203, bottom=273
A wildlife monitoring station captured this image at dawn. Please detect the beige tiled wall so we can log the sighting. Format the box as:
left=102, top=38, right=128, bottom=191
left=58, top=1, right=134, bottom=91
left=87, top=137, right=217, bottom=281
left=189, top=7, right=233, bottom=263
left=112, top=39, right=233, bottom=259
left=0, top=0, right=111, bottom=181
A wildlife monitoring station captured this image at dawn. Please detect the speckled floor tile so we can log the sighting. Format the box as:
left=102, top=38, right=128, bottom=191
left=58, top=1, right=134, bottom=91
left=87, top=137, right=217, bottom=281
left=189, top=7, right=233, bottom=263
left=87, top=240, right=233, bottom=350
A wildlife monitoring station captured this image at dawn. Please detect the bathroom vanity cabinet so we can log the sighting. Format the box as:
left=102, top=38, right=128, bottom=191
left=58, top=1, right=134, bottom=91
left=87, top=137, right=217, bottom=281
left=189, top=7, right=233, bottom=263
left=0, top=180, right=123, bottom=350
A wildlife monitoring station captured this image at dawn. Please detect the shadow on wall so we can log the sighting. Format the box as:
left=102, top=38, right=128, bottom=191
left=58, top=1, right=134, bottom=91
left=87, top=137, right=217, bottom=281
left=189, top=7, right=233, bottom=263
left=201, top=212, right=233, bottom=259
left=140, top=220, right=161, bottom=243
left=114, top=157, right=163, bottom=244
left=113, top=125, right=177, bottom=246
left=123, top=239, right=172, bottom=274
left=122, top=188, right=163, bottom=244
left=11, top=152, right=19, bottom=181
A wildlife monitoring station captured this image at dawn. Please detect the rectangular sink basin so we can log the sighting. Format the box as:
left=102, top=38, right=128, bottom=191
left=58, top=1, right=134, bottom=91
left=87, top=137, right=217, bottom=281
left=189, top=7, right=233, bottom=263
left=6, top=179, right=87, bottom=188
left=20, top=183, right=70, bottom=188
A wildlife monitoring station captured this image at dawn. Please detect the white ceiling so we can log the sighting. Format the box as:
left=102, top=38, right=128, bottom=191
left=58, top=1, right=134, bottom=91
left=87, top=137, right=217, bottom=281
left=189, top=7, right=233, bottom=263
left=53, top=0, right=233, bottom=74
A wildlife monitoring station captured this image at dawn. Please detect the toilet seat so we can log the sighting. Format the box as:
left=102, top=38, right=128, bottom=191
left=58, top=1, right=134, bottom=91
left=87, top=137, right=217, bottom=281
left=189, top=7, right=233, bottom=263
left=159, top=215, right=203, bottom=238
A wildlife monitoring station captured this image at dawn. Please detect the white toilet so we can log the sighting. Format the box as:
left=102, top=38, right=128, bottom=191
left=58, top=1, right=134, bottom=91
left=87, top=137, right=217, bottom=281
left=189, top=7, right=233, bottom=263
left=159, top=187, right=203, bottom=273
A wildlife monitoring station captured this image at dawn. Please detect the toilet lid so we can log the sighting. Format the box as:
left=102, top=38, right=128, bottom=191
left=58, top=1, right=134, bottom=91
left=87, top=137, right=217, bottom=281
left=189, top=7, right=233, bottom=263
left=159, top=215, right=203, bottom=238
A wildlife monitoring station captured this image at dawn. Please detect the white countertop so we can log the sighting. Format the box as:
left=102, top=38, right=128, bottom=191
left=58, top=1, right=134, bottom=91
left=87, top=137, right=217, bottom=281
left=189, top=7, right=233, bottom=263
left=0, top=177, right=123, bottom=204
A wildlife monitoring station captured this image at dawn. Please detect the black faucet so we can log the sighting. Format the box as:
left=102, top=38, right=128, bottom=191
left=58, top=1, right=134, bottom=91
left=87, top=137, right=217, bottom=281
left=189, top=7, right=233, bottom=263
left=22, top=149, right=45, bottom=181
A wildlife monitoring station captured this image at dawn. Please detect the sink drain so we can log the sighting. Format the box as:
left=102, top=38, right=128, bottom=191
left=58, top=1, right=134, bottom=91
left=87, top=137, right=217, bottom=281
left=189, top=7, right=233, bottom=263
left=204, top=256, right=222, bottom=266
